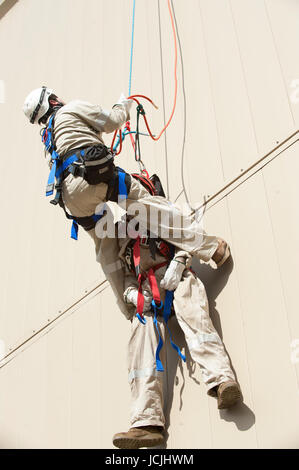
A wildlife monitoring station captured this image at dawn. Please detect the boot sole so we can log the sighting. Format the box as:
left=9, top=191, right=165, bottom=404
left=113, top=436, right=164, bottom=449
left=218, top=384, right=242, bottom=409
left=217, top=244, right=231, bottom=268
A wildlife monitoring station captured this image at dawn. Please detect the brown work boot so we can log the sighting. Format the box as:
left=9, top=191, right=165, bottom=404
left=112, top=425, right=164, bottom=449
left=212, top=238, right=231, bottom=267
left=217, top=380, right=242, bottom=409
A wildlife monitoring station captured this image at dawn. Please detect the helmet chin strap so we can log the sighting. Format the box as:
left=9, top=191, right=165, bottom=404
left=38, top=102, right=64, bottom=125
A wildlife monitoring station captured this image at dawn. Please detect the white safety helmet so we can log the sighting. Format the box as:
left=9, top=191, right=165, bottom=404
left=23, top=86, right=53, bottom=124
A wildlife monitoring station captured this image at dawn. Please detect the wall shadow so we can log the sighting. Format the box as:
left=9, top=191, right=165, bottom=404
left=161, top=256, right=255, bottom=448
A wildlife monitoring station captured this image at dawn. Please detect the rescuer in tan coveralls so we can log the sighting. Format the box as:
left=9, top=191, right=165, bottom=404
left=23, top=87, right=241, bottom=449
left=105, top=214, right=241, bottom=449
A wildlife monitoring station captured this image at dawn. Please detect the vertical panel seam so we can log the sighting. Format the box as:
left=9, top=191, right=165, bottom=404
left=230, top=0, right=299, bottom=397
left=225, top=195, right=259, bottom=449
left=228, top=0, right=260, bottom=155
left=263, top=0, right=296, bottom=127
left=197, top=0, right=219, bottom=447
left=228, top=0, right=272, bottom=448
left=157, top=0, right=170, bottom=199
left=198, top=0, right=226, bottom=184
left=260, top=170, right=299, bottom=389
left=171, top=0, right=191, bottom=206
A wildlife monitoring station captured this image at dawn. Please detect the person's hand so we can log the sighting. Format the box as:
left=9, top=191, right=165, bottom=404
left=115, top=92, right=134, bottom=114
left=160, top=260, right=186, bottom=291
left=124, top=287, right=152, bottom=312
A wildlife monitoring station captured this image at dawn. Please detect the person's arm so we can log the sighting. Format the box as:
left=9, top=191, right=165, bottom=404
left=160, top=249, right=192, bottom=291
left=123, top=266, right=152, bottom=312
left=102, top=93, right=134, bottom=134
left=69, top=95, right=134, bottom=135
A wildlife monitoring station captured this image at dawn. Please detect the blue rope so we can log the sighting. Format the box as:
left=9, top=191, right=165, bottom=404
left=113, top=130, right=151, bottom=151
left=128, top=0, right=136, bottom=96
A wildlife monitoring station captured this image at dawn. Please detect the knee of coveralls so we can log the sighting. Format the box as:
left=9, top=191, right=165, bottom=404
left=173, top=269, right=236, bottom=393
left=127, top=311, right=166, bottom=428
left=62, top=173, right=108, bottom=218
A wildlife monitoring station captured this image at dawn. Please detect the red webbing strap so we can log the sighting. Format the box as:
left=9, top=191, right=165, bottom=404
left=133, top=236, right=145, bottom=319
left=131, top=173, right=156, bottom=195
left=147, top=268, right=162, bottom=305
left=132, top=237, right=167, bottom=320
left=133, top=236, right=141, bottom=276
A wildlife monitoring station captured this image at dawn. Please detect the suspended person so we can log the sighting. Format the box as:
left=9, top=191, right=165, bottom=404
left=22, top=86, right=230, bottom=272
left=109, top=212, right=241, bottom=449
left=22, top=86, right=241, bottom=448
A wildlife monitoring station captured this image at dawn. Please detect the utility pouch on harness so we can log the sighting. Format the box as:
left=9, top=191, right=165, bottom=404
left=131, top=172, right=166, bottom=197
left=42, top=113, right=129, bottom=240
left=83, top=144, right=115, bottom=185
left=150, top=174, right=166, bottom=197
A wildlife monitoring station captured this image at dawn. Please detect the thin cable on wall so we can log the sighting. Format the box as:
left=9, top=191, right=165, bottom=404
left=170, top=0, right=191, bottom=207
left=128, top=0, right=136, bottom=97
left=112, top=0, right=179, bottom=171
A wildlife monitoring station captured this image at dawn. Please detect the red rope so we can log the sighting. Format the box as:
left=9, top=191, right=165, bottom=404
left=111, top=0, right=178, bottom=161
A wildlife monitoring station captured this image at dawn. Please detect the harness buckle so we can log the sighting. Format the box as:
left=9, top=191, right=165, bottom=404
left=140, top=235, right=149, bottom=246
left=69, top=161, right=85, bottom=178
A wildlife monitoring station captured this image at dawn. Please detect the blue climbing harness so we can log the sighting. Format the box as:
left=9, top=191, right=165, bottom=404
left=41, top=113, right=130, bottom=239
left=132, top=236, right=186, bottom=372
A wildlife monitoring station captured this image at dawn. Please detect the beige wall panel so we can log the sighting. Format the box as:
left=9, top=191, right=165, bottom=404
left=15, top=341, right=48, bottom=449
left=0, top=286, right=132, bottom=449
left=0, top=0, right=299, bottom=450
left=163, top=0, right=227, bottom=205
left=261, top=142, right=299, bottom=382
left=265, top=0, right=299, bottom=127
left=155, top=0, right=190, bottom=202
left=117, top=0, right=180, bottom=200
left=0, top=0, right=103, bottom=350
left=70, top=288, right=106, bottom=449
left=229, top=0, right=296, bottom=152
left=45, top=320, right=73, bottom=448
left=96, top=287, right=131, bottom=448
left=198, top=0, right=260, bottom=184
left=164, top=317, right=213, bottom=449
left=226, top=173, right=299, bottom=448
left=196, top=201, right=258, bottom=449
left=0, top=363, right=20, bottom=448
left=167, top=198, right=258, bottom=449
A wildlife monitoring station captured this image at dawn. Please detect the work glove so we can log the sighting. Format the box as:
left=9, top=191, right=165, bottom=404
left=114, top=92, right=134, bottom=116
left=123, top=287, right=153, bottom=313
left=160, top=259, right=186, bottom=291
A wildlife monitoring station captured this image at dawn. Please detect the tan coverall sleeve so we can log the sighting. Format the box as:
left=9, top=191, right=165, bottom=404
left=68, top=100, right=129, bottom=134
left=173, top=248, right=192, bottom=268
left=101, top=104, right=130, bottom=133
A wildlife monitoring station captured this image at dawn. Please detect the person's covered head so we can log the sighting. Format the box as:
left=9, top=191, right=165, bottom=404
left=23, top=86, right=65, bottom=125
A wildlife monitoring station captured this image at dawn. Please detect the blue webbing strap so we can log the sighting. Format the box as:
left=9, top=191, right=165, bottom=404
left=71, top=220, right=79, bottom=240
left=46, top=159, right=56, bottom=196
left=44, top=115, right=58, bottom=196
left=163, top=290, right=186, bottom=363
left=46, top=150, right=60, bottom=196
left=136, top=242, right=186, bottom=370
left=92, top=213, right=103, bottom=223
left=152, top=300, right=164, bottom=372
left=71, top=207, right=105, bottom=241
left=118, top=169, right=128, bottom=200
left=42, top=115, right=55, bottom=152
left=71, top=207, right=105, bottom=242
left=55, top=153, right=79, bottom=179
left=136, top=313, right=146, bottom=325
